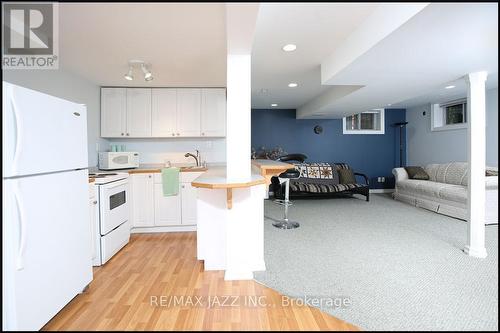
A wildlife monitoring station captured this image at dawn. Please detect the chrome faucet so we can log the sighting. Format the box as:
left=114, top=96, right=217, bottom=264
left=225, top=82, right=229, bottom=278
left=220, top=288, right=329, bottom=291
left=184, top=150, right=200, bottom=166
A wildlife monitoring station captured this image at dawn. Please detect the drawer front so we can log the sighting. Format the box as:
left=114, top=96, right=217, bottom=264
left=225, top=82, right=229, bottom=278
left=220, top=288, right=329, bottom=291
left=100, top=221, right=130, bottom=264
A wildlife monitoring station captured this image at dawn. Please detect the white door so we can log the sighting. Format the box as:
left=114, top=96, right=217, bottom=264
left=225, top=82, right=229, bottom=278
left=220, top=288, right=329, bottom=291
left=201, top=88, right=226, bottom=137
left=3, top=82, right=89, bottom=178
left=126, top=88, right=152, bottom=137
left=181, top=182, right=198, bottom=225
left=101, top=87, right=126, bottom=138
left=130, top=174, right=154, bottom=227
left=152, top=88, right=177, bottom=137
left=2, top=170, right=92, bottom=331
left=154, top=184, right=181, bottom=226
left=176, top=88, right=201, bottom=137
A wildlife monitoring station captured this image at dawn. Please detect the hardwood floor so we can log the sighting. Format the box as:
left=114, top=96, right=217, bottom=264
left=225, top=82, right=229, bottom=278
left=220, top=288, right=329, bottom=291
left=43, top=232, right=358, bottom=331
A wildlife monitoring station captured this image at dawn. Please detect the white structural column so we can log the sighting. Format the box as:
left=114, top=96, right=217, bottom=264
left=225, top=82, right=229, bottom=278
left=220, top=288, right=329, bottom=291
left=226, top=54, right=252, bottom=181
left=225, top=3, right=259, bottom=182
left=464, top=71, right=488, bottom=258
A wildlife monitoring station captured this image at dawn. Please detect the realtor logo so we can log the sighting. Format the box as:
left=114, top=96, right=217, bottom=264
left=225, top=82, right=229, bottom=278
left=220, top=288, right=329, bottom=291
left=2, top=2, right=59, bottom=69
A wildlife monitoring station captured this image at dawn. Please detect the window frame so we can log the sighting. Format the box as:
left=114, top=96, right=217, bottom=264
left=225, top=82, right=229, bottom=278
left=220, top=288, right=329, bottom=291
left=342, top=109, right=385, bottom=135
left=431, top=98, right=468, bottom=132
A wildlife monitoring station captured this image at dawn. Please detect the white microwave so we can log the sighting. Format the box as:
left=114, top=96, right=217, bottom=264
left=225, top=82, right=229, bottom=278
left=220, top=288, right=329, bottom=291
left=98, top=152, right=139, bottom=170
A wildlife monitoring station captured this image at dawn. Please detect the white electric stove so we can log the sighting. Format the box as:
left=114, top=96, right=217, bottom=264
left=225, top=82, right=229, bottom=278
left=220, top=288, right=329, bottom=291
left=89, top=171, right=130, bottom=265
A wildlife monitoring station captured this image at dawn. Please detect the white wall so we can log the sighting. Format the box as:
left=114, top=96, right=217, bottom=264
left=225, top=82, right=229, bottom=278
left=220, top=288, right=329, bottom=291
left=407, top=88, right=498, bottom=167
left=3, top=69, right=104, bottom=167
left=107, top=138, right=226, bottom=165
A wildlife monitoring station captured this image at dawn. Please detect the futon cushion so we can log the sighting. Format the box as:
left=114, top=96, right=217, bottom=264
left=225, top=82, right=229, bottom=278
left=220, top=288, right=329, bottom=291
left=338, top=168, right=356, bottom=184
left=405, top=166, right=430, bottom=180
left=294, top=163, right=339, bottom=184
left=289, top=181, right=365, bottom=193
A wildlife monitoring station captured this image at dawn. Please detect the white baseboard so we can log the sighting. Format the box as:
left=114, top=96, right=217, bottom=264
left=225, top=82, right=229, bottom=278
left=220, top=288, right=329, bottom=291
left=131, top=225, right=196, bottom=234
left=370, top=189, right=395, bottom=194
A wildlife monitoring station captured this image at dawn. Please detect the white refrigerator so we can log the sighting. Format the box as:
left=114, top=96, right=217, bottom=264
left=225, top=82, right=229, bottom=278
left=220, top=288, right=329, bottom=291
left=2, top=82, right=93, bottom=330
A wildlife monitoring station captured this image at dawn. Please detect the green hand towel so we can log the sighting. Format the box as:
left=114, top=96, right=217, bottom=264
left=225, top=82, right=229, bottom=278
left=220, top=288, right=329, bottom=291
left=161, top=167, right=180, bottom=196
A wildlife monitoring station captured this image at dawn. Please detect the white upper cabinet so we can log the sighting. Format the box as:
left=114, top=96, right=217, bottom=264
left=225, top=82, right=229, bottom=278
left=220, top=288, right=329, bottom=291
left=152, top=88, right=177, bottom=137
left=201, top=88, right=226, bottom=137
left=101, top=87, right=225, bottom=138
left=126, top=88, right=152, bottom=137
left=101, top=88, right=126, bottom=137
left=176, top=88, right=201, bottom=137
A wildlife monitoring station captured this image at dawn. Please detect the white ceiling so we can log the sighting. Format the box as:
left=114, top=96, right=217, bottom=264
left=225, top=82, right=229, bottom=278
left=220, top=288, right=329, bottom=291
left=251, top=3, right=379, bottom=109
left=59, top=3, right=226, bottom=87
left=251, top=3, right=498, bottom=118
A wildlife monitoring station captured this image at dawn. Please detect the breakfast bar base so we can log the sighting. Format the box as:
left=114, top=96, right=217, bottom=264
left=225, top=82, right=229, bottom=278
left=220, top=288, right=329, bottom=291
left=196, top=185, right=266, bottom=280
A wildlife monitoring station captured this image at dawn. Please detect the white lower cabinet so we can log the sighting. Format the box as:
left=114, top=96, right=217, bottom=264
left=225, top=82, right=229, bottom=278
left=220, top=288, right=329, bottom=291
left=131, top=174, right=154, bottom=227
left=88, top=183, right=98, bottom=262
left=154, top=184, right=181, bottom=226
left=180, top=182, right=197, bottom=225
left=130, top=172, right=201, bottom=229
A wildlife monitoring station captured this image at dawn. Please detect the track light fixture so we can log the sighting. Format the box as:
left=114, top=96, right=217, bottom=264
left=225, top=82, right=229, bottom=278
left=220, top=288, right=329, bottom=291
left=124, top=60, right=153, bottom=81
left=124, top=67, right=134, bottom=81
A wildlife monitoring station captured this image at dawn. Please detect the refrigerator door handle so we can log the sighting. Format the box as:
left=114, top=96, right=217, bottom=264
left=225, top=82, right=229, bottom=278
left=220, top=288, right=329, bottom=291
left=13, top=181, right=27, bottom=270
left=11, top=95, right=22, bottom=175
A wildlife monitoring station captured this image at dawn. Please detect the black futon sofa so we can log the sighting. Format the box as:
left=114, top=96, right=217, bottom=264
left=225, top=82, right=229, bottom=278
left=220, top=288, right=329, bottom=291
left=271, top=162, right=370, bottom=201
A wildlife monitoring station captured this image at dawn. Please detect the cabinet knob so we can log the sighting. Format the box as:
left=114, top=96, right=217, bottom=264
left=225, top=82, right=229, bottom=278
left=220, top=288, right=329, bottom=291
left=202, top=132, right=205, bottom=136
left=121, top=133, right=124, bottom=136
left=172, top=133, right=175, bottom=136
left=93, top=200, right=97, bottom=204
left=126, top=133, right=130, bottom=136
left=177, top=133, right=180, bottom=136
left=181, top=185, right=185, bottom=188
left=148, top=175, right=152, bottom=178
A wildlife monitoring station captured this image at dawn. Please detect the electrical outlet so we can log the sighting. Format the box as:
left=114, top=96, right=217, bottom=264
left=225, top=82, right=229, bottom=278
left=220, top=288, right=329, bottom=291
left=377, top=177, right=386, bottom=183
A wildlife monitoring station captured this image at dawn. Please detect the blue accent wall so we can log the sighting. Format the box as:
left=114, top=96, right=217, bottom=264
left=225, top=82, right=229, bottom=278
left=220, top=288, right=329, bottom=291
left=251, top=109, right=407, bottom=189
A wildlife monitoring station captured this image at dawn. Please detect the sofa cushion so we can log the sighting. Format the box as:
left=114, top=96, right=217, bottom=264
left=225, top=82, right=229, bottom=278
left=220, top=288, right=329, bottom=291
left=425, top=162, right=468, bottom=186
left=396, top=179, right=426, bottom=192
left=338, top=168, right=356, bottom=184
left=414, top=181, right=446, bottom=198
left=438, top=185, right=467, bottom=204
left=405, top=166, right=430, bottom=180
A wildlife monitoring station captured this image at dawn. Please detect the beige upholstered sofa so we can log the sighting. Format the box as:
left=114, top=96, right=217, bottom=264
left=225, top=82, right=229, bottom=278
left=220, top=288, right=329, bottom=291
left=392, top=162, right=498, bottom=225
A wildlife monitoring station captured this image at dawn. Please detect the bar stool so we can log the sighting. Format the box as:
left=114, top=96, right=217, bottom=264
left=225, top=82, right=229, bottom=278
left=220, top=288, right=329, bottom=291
left=273, top=154, right=307, bottom=229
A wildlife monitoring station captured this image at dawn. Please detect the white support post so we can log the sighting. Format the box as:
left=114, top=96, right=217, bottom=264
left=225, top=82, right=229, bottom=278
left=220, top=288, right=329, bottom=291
left=226, top=54, right=252, bottom=182
left=464, top=71, right=488, bottom=259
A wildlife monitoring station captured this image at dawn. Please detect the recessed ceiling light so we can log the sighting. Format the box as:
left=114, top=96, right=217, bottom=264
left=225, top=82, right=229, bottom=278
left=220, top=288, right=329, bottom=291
left=271, top=103, right=278, bottom=107
left=445, top=85, right=456, bottom=89
left=282, top=44, right=297, bottom=52
left=288, top=83, right=298, bottom=88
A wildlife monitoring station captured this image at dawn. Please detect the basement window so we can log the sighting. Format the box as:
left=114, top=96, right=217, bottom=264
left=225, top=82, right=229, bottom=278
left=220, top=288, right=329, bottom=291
left=343, top=109, right=385, bottom=134
left=431, top=99, right=467, bottom=131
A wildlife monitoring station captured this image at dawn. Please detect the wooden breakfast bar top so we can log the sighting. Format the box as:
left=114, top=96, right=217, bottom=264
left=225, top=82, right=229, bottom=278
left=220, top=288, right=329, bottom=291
left=190, top=160, right=292, bottom=209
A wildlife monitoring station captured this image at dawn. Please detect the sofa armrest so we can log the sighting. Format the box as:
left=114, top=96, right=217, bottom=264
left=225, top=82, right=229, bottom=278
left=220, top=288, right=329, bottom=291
left=354, top=172, right=369, bottom=186
left=392, top=167, right=409, bottom=182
